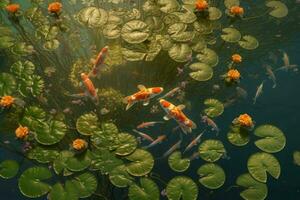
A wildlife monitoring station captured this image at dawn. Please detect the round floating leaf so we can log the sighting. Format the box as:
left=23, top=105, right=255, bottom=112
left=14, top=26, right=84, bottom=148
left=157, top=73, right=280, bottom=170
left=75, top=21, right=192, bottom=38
left=43, top=40, right=60, bottom=51
left=91, top=123, right=120, bottom=151
left=266, top=1, right=288, bottom=18
left=193, top=20, right=214, bottom=34
left=115, top=133, right=137, bottom=156
left=0, top=160, right=19, bottom=179
left=76, top=113, right=100, bottom=136
left=221, top=27, right=241, bottom=43
left=238, top=35, right=259, bottom=50
left=71, top=172, right=97, bottom=198
left=31, top=75, right=44, bottom=97
left=109, top=165, right=133, bottom=188
left=168, top=23, right=187, bottom=35
left=27, top=146, right=59, bottom=164
left=0, top=73, right=16, bottom=96
left=53, top=151, right=74, bottom=175
left=0, top=35, right=15, bottom=48
left=126, top=149, right=154, bottom=177
left=35, top=25, right=59, bottom=40
left=236, top=173, right=268, bottom=200
left=158, top=0, right=180, bottom=13
left=146, top=40, right=162, bottom=61
left=166, top=176, right=198, bottom=200
left=66, top=150, right=91, bottom=172
left=90, top=149, right=123, bottom=174
left=227, top=125, right=250, bottom=146
left=208, top=7, right=223, bottom=20
left=198, top=140, right=226, bottom=162
left=21, top=106, right=46, bottom=130
left=35, top=120, right=67, bottom=145
left=168, top=43, right=192, bottom=62
left=224, top=0, right=240, bottom=9
left=196, top=48, right=219, bottom=67
left=10, top=60, right=35, bottom=78
left=203, top=98, right=224, bottom=118
left=122, top=48, right=146, bottom=61
left=77, top=7, right=108, bottom=28
left=103, top=24, right=121, bottom=39
left=156, top=35, right=173, bottom=50
left=168, top=151, right=190, bottom=172
left=171, top=31, right=195, bottom=42
left=254, top=125, right=286, bottom=153
left=11, top=42, right=34, bottom=56
left=48, top=182, right=78, bottom=200
left=121, top=20, right=150, bottom=44
left=293, top=151, right=300, bottom=166
left=197, top=163, right=225, bottom=189
left=0, top=1, right=9, bottom=9
left=189, top=63, right=213, bottom=81
left=128, top=178, right=159, bottom=200
left=18, top=167, right=52, bottom=198
left=172, top=9, right=197, bottom=23
left=191, top=38, right=206, bottom=52
left=247, top=152, right=281, bottom=183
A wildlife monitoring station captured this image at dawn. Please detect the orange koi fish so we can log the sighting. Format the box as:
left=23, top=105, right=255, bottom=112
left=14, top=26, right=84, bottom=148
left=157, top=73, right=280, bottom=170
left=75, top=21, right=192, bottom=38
left=124, top=85, right=163, bottom=110
left=89, top=46, right=109, bottom=77
left=136, top=121, right=164, bottom=129
left=159, top=99, right=197, bottom=134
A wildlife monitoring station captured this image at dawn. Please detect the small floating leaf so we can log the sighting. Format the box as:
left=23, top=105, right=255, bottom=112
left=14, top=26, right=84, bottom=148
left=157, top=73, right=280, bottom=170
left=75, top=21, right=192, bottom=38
left=172, top=9, right=197, bottom=23
left=293, top=151, right=300, bottom=166
left=35, top=120, right=67, bottom=145
left=71, top=172, right=97, bottom=198
left=66, top=150, right=91, bottom=172
left=197, top=163, right=226, bottom=189
left=27, top=146, right=59, bottom=164
left=189, top=62, right=213, bottom=81
left=196, top=48, right=219, bottom=67
left=238, top=35, right=259, bottom=50
left=203, top=98, right=224, bottom=118
left=90, top=149, right=123, bottom=174
left=91, top=123, right=120, bottom=151
left=266, top=1, right=288, bottom=18
left=115, top=133, right=137, bottom=156
left=0, top=160, right=19, bottom=179
left=0, top=73, right=16, bottom=96
left=126, top=149, right=154, bottom=177
left=208, top=7, right=223, bottom=20
left=121, top=20, right=150, bottom=44
left=76, top=113, right=101, bottom=136
left=166, top=176, right=198, bottom=200
left=109, top=165, right=133, bottom=188
left=221, top=27, right=241, bottom=43
left=168, top=43, right=192, bottom=62
left=158, top=0, right=180, bottom=13
left=236, top=173, right=268, bottom=200
left=247, top=152, right=281, bottom=183
left=254, top=125, right=286, bottom=153
left=77, top=7, right=108, bottom=28
left=103, top=24, right=121, bottom=39
left=53, top=151, right=74, bottom=175
left=168, top=151, right=190, bottom=172
left=227, top=125, right=250, bottom=146
left=198, top=140, right=226, bottom=162
left=128, top=178, right=159, bottom=200
left=122, top=48, right=146, bottom=61
left=48, top=182, right=78, bottom=200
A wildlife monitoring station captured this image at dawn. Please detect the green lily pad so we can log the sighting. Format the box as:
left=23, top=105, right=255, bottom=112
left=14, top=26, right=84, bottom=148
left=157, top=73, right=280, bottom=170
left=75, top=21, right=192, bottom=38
left=266, top=1, right=288, bottom=18
left=10, top=60, right=35, bottom=79
left=90, top=149, right=123, bottom=174
left=128, top=178, right=159, bottom=200
left=156, top=34, right=173, bottom=50
left=18, top=167, right=52, bottom=198
left=27, top=146, right=59, bottom=164
left=236, top=173, right=268, bottom=200
left=193, top=20, right=214, bottom=35
left=77, top=7, right=108, bottom=28
left=35, top=25, right=59, bottom=40
left=168, top=43, right=192, bottom=62
left=0, top=73, right=16, bottom=96
left=293, top=151, right=300, bottom=166
left=191, top=38, right=207, bottom=52
left=227, top=125, right=250, bottom=146
left=53, top=151, right=75, bottom=175
left=0, top=160, right=19, bottom=179
left=196, top=48, right=219, bottom=67
left=91, top=123, right=120, bottom=151
left=48, top=182, right=78, bottom=200
left=208, top=7, right=223, bottom=20
left=254, top=125, right=286, bottom=153
left=126, top=149, right=154, bottom=177
left=224, top=0, right=240, bottom=9
left=197, top=163, right=226, bottom=189
left=0, top=0, right=9, bottom=8
left=145, top=39, right=162, bottom=61
left=109, top=165, right=133, bottom=188
left=171, top=31, right=195, bottom=42
left=168, top=151, right=190, bottom=172
left=11, top=42, right=35, bottom=56
left=172, top=9, right=197, bottom=23
left=203, top=98, right=224, bottom=118
left=0, top=35, right=15, bottom=49
left=103, top=24, right=121, bottom=39
left=168, top=23, right=187, bottom=35
left=247, top=152, right=281, bottom=183
left=35, top=120, right=67, bottom=145
left=189, top=63, right=213, bottom=81
left=115, top=133, right=137, bottom=156
left=30, top=75, right=44, bottom=97
left=66, top=150, right=92, bottom=172
left=122, top=48, right=146, bottom=61
left=43, top=40, right=60, bottom=51
left=198, top=140, right=226, bottom=162
left=166, top=176, right=198, bottom=200
left=238, top=35, right=259, bottom=50
left=71, top=172, right=97, bottom=198
left=121, top=20, right=150, bottom=44
left=21, top=106, right=46, bottom=130
left=158, top=0, right=180, bottom=13
left=221, top=27, right=241, bottom=43
left=76, top=113, right=100, bottom=136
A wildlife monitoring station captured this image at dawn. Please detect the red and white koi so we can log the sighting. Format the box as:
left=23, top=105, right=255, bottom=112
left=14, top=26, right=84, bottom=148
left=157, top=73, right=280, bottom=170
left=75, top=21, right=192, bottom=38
left=136, top=121, right=164, bottom=129
left=144, top=135, right=167, bottom=149
left=201, top=115, right=219, bottom=135
left=183, top=131, right=205, bottom=154
left=132, top=129, right=154, bottom=142
left=162, top=140, right=182, bottom=158
left=158, top=87, right=181, bottom=100
left=89, top=46, right=109, bottom=77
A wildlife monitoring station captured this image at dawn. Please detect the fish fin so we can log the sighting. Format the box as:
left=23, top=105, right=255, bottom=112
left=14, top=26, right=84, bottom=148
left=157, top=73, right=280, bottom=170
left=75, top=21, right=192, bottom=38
left=123, top=96, right=131, bottom=104
left=137, top=84, right=147, bottom=91
left=190, top=120, right=197, bottom=129
left=69, top=93, right=86, bottom=98
left=143, top=99, right=150, bottom=106
left=163, top=115, right=172, bottom=121
left=126, top=101, right=135, bottom=111
left=180, top=125, right=190, bottom=134
left=176, top=104, right=186, bottom=110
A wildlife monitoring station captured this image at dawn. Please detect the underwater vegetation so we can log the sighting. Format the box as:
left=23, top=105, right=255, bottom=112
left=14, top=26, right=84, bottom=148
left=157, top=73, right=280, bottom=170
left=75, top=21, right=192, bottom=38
left=0, top=0, right=298, bottom=200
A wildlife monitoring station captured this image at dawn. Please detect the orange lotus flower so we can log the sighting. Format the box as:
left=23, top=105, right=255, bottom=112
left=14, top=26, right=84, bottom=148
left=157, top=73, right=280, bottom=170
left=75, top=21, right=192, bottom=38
left=232, top=54, right=242, bottom=63
left=15, top=125, right=29, bottom=139
left=72, top=139, right=87, bottom=150
left=48, top=2, right=62, bottom=13
left=227, top=69, right=241, bottom=81
left=195, top=0, right=208, bottom=11
left=6, top=4, right=20, bottom=13
left=237, top=114, right=253, bottom=127
left=230, top=6, right=244, bottom=15
left=0, top=96, right=14, bottom=107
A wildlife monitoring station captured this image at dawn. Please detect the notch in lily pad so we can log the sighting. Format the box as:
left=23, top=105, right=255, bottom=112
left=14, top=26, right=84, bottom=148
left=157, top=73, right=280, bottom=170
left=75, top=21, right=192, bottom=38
left=203, top=98, right=224, bottom=118
left=166, top=176, right=198, bottom=200
left=0, top=160, right=19, bottom=179
left=197, top=163, right=226, bottom=189
left=198, top=139, right=226, bottom=162
left=168, top=151, right=190, bottom=172
left=128, top=178, right=160, bottom=200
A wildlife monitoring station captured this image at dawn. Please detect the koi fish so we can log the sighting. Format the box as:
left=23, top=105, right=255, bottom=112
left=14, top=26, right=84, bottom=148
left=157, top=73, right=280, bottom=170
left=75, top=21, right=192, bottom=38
left=253, top=81, right=264, bottom=105
left=89, top=46, right=109, bottom=77
left=158, top=87, right=181, bottom=100
left=123, top=85, right=163, bottom=110
left=189, top=151, right=200, bottom=160
left=264, top=64, right=277, bottom=88
left=201, top=115, right=219, bottom=135
left=80, top=73, right=99, bottom=104
left=183, top=131, right=205, bottom=154
left=159, top=99, right=197, bottom=134
left=236, top=87, right=248, bottom=99
left=136, top=121, right=164, bottom=129
left=132, top=129, right=154, bottom=142
left=276, top=51, right=298, bottom=72
left=144, top=135, right=167, bottom=149
left=162, top=140, right=181, bottom=158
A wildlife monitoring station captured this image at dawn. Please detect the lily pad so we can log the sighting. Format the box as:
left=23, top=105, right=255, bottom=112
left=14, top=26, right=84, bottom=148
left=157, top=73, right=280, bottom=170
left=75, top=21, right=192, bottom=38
left=254, top=125, right=286, bottom=153
left=156, top=35, right=173, bottom=50
left=35, top=25, right=59, bottom=40
left=128, top=178, right=160, bottom=200
left=0, top=35, right=15, bottom=49
left=48, top=182, right=78, bottom=200
left=103, top=24, right=121, bottom=39
left=77, top=7, right=108, bottom=28
left=21, top=106, right=46, bottom=130
left=208, top=7, right=223, bottom=20
left=191, top=38, right=207, bottom=52
left=227, top=125, right=250, bottom=146
left=11, top=42, right=35, bottom=56
left=238, top=35, right=259, bottom=50
left=189, top=63, right=213, bottom=81
left=18, top=167, right=52, bottom=198
left=0, top=160, right=19, bottom=179
left=10, top=60, right=35, bottom=79
left=76, top=113, right=100, bottom=136
left=266, top=1, right=288, bottom=18
left=168, top=23, right=187, bottom=35
left=172, top=9, right=197, bottom=23
left=171, top=31, right=195, bottom=42
left=43, top=40, right=60, bottom=51
left=90, top=149, right=123, bottom=174
left=198, top=139, right=226, bottom=162
left=168, top=43, right=192, bottom=62
left=71, top=172, right=97, bottom=198
left=197, top=163, right=226, bottom=189
left=158, top=0, right=180, bottom=13
left=109, top=165, right=133, bottom=188
left=121, top=20, right=150, bottom=44
left=91, top=123, right=120, bottom=151
left=166, top=176, right=198, bottom=200
left=27, top=146, right=59, bottom=164
left=126, top=149, right=154, bottom=177
left=203, top=98, right=224, bottom=118
left=236, top=173, right=268, bottom=200
left=196, top=48, right=219, bottom=67
left=0, top=73, right=16, bottom=96
left=247, top=152, right=281, bottom=183
left=224, top=0, right=240, bottom=9
left=35, top=120, right=67, bottom=145
left=53, top=151, right=75, bottom=175
left=293, top=151, right=300, bottom=166
left=115, top=133, right=137, bottom=156
left=221, top=27, right=241, bottom=43
left=122, top=48, right=146, bottom=61
left=66, top=150, right=91, bottom=172
left=168, top=151, right=190, bottom=172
